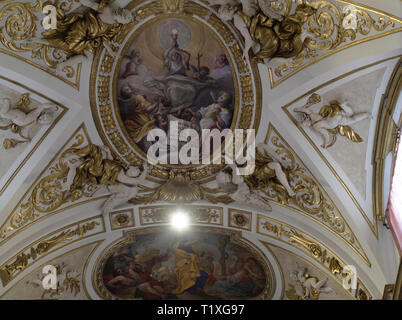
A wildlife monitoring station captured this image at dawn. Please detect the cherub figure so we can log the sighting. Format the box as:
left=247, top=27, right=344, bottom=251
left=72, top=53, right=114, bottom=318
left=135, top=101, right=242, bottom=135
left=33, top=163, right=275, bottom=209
left=290, top=263, right=334, bottom=300
left=29, top=0, right=135, bottom=69
left=294, top=94, right=371, bottom=148
left=0, top=96, right=58, bottom=143
left=217, top=163, right=272, bottom=211
left=206, top=0, right=315, bottom=62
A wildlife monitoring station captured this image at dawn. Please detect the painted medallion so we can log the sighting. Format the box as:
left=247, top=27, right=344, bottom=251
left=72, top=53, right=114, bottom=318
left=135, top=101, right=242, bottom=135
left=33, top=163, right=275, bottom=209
left=115, top=17, right=236, bottom=162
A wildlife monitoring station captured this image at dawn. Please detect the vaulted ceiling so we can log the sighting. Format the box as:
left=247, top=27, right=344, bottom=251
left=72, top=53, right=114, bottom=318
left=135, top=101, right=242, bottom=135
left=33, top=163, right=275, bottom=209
left=0, top=0, right=401, bottom=300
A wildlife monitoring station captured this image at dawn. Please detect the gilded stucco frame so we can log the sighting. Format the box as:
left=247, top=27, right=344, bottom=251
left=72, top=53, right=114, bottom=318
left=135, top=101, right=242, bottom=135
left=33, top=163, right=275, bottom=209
left=89, top=0, right=262, bottom=181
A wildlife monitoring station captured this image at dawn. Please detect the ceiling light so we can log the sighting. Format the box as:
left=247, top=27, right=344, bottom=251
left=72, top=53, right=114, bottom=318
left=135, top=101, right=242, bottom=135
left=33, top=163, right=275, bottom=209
left=170, top=210, right=190, bottom=231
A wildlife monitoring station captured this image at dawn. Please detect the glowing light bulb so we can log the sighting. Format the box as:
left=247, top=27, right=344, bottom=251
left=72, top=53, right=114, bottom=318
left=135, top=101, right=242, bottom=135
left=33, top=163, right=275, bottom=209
left=170, top=211, right=190, bottom=231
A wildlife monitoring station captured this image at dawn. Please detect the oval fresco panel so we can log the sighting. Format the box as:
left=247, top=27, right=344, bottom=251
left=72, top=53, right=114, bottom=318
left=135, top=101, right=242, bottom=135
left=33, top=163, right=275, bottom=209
left=100, top=229, right=271, bottom=300
left=115, top=16, right=237, bottom=163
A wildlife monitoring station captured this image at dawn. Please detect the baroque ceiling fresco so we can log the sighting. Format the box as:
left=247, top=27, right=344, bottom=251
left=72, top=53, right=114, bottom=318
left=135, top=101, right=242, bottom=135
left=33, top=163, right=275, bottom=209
left=0, top=0, right=401, bottom=300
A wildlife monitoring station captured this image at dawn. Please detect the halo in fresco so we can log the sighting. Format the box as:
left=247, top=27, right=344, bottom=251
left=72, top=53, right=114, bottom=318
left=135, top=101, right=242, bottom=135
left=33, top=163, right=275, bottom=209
left=116, top=17, right=236, bottom=163
left=101, top=230, right=269, bottom=300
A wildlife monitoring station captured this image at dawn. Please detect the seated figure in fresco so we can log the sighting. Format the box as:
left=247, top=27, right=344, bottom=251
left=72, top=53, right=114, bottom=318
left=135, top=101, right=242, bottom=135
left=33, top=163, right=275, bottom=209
left=104, top=266, right=142, bottom=291
left=197, top=91, right=233, bottom=130
left=119, top=84, right=159, bottom=143
left=29, top=0, right=135, bottom=67
left=207, top=257, right=264, bottom=298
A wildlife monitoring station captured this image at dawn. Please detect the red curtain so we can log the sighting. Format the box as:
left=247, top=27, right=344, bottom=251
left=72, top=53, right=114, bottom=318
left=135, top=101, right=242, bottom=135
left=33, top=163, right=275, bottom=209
left=387, top=141, right=402, bottom=255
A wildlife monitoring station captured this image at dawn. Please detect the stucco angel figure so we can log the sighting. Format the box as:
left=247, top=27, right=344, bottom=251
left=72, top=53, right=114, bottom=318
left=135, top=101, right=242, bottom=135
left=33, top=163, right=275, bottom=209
left=206, top=0, right=315, bottom=62
left=243, top=142, right=296, bottom=203
left=0, top=96, right=58, bottom=143
left=63, top=143, right=148, bottom=213
left=29, top=0, right=135, bottom=69
left=102, top=165, right=148, bottom=214
left=290, top=263, right=334, bottom=300
left=294, top=94, right=371, bottom=148
left=217, top=163, right=272, bottom=211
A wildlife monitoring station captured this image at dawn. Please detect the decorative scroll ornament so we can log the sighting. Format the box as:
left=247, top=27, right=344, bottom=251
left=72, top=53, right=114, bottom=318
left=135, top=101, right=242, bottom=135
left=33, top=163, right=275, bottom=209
left=0, top=0, right=83, bottom=88
left=0, top=126, right=97, bottom=242
left=266, top=0, right=401, bottom=87
left=206, top=0, right=316, bottom=62
left=293, top=93, right=370, bottom=148
left=255, top=124, right=369, bottom=265
left=259, top=216, right=372, bottom=299
left=0, top=217, right=102, bottom=286
left=28, top=0, right=136, bottom=69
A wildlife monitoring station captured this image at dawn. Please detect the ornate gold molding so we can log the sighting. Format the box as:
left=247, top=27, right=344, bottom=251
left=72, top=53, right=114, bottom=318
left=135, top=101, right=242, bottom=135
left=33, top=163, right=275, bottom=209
left=130, top=171, right=233, bottom=205
left=267, top=0, right=402, bottom=87
left=262, top=242, right=371, bottom=300
left=282, top=55, right=401, bottom=236
left=139, top=205, right=223, bottom=226
left=258, top=215, right=353, bottom=286
left=0, top=75, right=68, bottom=197
left=372, top=57, right=401, bottom=221
left=90, top=0, right=262, bottom=181
left=0, top=240, right=103, bottom=299
left=0, top=0, right=82, bottom=89
left=263, top=123, right=369, bottom=266
left=109, top=209, right=135, bottom=230
left=0, top=215, right=105, bottom=287
left=228, top=208, right=252, bottom=231
left=0, top=124, right=108, bottom=245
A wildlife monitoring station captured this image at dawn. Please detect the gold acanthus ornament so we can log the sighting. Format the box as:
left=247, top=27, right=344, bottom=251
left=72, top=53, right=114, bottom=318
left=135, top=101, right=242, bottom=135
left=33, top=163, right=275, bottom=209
left=260, top=218, right=353, bottom=276
left=0, top=220, right=99, bottom=286
left=206, top=0, right=316, bottom=62
left=0, top=0, right=81, bottom=82
left=270, top=0, right=399, bottom=81
left=28, top=0, right=136, bottom=68
left=0, top=134, right=94, bottom=239
left=0, top=0, right=135, bottom=85
left=204, top=0, right=399, bottom=86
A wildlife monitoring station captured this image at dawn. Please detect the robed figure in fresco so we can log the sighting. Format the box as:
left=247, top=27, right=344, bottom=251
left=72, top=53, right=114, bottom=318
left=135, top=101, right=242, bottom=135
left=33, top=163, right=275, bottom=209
left=118, top=85, right=158, bottom=143
left=144, top=30, right=218, bottom=115
left=116, top=17, right=236, bottom=161
left=171, top=240, right=208, bottom=295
